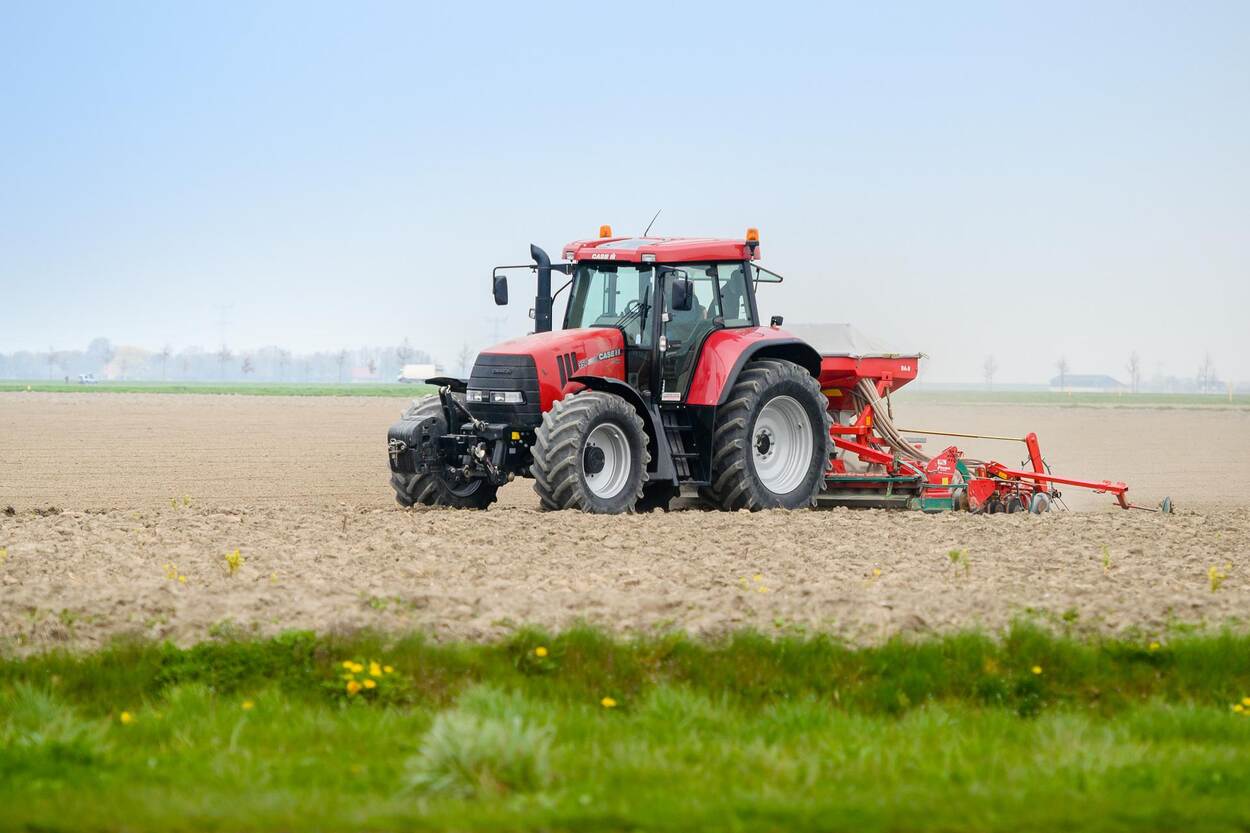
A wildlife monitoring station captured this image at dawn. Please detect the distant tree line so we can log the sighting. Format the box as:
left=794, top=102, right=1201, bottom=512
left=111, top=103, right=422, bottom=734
left=0, top=337, right=435, bottom=383
left=977, top=349, right=1238, bottom=394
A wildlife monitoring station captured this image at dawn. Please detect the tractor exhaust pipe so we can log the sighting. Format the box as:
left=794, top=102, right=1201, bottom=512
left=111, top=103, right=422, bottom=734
left=530, top=244, right=553, bottom=333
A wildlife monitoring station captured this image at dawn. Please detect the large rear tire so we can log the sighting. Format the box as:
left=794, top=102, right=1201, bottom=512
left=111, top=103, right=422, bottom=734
left=531, top=391, right=650, bottom=513
left=391, top=395, right=499, bottom=510
left=703, top=359, right=831, bottom=511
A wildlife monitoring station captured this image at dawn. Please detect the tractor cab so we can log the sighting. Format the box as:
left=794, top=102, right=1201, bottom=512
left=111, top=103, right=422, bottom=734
left=557, top=229, right=777, bottom=406
left=490, top=226, right=786, bottom=407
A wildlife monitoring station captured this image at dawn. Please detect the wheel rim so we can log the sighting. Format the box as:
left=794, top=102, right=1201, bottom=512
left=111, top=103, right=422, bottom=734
left=583, top=423, right=632, bottom=499
left=751, top=395, right=813, bottom=495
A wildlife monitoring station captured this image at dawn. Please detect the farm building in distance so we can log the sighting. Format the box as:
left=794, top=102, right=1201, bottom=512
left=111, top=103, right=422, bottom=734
left=1049, top=374, right=1128, bottom=393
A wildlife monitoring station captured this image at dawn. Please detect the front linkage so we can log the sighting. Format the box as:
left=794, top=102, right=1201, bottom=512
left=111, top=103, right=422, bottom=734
left=387, top=386, right=515, bottom=489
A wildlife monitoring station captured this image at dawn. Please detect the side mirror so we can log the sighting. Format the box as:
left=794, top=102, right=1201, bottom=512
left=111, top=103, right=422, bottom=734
left=671, top=276, right=694, bottom=312
left=492, top=274, right=508, bottom=306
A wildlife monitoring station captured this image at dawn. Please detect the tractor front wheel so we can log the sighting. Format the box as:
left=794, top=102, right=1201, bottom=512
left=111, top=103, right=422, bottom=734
left=391, top=395, right=499, bottom=510
left=531, top=391, right=650, bottom=513
left=704, top=359, right=832, bottom=511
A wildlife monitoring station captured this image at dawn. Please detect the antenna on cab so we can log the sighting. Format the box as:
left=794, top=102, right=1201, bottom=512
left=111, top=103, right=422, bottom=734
left=643, top=208, right=662, bottom=237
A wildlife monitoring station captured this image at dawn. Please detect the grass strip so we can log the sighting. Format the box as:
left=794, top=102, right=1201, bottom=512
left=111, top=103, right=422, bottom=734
left=3, top=626, right=1249, bottom=832
left=899, top=389, right=1250, bottom=408
left=0, top=381, right=432, bottom=397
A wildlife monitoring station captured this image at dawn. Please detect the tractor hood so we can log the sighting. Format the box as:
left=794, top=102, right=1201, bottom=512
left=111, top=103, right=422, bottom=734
left=477, top=327, right=627, bottom=412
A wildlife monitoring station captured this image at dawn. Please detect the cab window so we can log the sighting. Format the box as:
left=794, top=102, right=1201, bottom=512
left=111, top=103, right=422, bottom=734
left=716, top=263, right=753, bottom=326
left=566, top=264, right=655, bottom=346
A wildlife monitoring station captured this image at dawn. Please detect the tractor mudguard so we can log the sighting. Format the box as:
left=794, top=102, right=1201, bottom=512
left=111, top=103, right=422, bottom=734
left=424, top=376, right=467, bottom=392
left=568, top=374, right=678, bottom=486
left=684, top=328, right=822, bottom=407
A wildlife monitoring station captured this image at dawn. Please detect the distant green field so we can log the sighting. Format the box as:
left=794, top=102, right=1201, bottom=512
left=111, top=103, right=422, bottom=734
left=0, top=381, right=433, bottom=398
left=900, top=389, right=1250, bottom=408
left=3, top=626, right=1249, bottom=832
left=4, top=380, right=1245, bottom=409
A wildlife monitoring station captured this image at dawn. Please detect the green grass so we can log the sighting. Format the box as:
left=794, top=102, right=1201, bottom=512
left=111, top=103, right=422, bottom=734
left=3, top=626, right=1250, bottom=831
left=900, top=389, right=1250, bottom=408
left=6, top=380, right=1244, bottom=408
left=0, top=380, right=433, bottom=397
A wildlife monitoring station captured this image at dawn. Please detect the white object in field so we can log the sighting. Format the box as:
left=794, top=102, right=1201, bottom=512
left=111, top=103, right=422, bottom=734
left=782, top=323, right=913, bottom=358
left=397, top=363, right=437, bottom=383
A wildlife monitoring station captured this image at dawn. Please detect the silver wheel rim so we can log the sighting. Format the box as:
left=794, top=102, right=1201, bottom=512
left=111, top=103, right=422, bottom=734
left=752, top=395, right=813, bottom=495
left=583, top=423, right=632, bottom=499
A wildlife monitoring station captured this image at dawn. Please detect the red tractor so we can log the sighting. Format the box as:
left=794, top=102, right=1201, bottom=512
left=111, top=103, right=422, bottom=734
left=387, top=226, right=834, bottom=513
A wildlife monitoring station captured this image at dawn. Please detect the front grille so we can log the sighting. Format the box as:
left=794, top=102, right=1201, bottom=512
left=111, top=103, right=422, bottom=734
left=467, top=353, right=541, bottom=428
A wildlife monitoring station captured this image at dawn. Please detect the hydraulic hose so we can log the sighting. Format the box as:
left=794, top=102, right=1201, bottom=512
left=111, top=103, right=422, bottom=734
left=851, top=379, right=931, bottom=464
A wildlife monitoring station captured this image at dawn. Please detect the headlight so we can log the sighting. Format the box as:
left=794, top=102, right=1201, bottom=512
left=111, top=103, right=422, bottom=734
left=466, top=389, right=524, bottom=404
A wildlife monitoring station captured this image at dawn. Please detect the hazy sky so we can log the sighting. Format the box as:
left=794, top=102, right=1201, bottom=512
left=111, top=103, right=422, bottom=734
left=2, top=1, right=1246, bottom=383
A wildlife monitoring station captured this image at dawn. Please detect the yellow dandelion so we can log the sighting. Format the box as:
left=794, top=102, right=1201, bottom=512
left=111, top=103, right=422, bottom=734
left=346, top=680, right=362, bottom=696
left=241, top=700, right=255, bottom=711
left=363, top=678, right=377, bottom=690
left=1234, top=704, right=1245, bottom=714
left=1031, top=665, right=1043, bottom=675
left=872, top=568, right=882, bottom=577
left=753, top=574, right=763, bottom=583
left=600, top=696, right=617, bottom=709
left=1242, top=697, right=1250, bottom=707
left=341, top=660, right=354, bottom=670
left=177, top=575, right=187, bottom=584
left=119, top=711, right=135, bottom=725
left=383, top=665, right=394, bottom=674
left=369, top=661, right=383, bottom=677
left=1149, top=641, right=1161, bottom=652
left=349, top=662, right=364, bottom=674
left=534, top=646, right=548, bottom=658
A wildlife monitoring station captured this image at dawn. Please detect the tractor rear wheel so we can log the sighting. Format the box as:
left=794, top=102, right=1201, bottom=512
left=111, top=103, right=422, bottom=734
left=531, top=390, right=650, bottom=513
left=391, top=395, right=499, bottom=510
left=704, top=359, right=832, bottom=511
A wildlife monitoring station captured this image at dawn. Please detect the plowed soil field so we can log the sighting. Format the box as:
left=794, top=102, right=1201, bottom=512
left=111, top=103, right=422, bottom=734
left=1, top=392, right=1247, bottom=653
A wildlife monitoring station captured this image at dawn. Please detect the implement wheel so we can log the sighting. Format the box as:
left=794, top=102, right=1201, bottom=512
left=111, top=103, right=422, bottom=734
left=531, top=391, right=650, bottom=513
left=703, top=359, right=832, bottom=511
left=391, top=396, right=498, bottom=510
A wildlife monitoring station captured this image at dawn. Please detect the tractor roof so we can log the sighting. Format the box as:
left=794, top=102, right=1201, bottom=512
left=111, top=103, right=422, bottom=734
left=562, top=235, right=758, bottom=264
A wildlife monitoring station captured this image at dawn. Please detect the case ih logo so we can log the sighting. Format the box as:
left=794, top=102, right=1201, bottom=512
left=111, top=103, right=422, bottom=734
left=578, top=349, right=622, bottom=369
left=590, top=252, right=617, bottom=260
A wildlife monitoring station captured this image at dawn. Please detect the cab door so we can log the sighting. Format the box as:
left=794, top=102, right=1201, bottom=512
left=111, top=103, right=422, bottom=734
left=621, top=265, right=657, bottom=395
left=658, top=265, right=723, bottom=402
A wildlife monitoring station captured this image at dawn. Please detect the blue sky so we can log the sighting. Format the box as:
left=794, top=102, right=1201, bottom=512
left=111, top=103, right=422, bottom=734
left=1, top=1, right=1246, bottom=383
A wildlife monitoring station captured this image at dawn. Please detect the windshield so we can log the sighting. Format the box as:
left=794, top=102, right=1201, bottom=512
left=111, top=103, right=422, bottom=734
left=565, top=263, right=655, bottom=346
left=565, top=260, right=756, bottom=344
